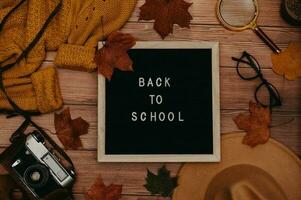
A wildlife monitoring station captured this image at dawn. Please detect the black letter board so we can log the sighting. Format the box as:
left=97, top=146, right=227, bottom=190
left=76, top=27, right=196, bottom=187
left=98, top=41, right=220, bottom=162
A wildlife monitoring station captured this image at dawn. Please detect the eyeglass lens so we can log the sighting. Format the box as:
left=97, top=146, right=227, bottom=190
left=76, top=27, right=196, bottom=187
left=235, top=52, right=261, bottom=80
left=233, top=51, right=282, bottom=108
left=256, top=82, right=282, bottom=107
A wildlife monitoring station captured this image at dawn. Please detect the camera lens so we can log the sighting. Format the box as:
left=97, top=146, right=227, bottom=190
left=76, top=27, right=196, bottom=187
left=24, top=164, right=49, bottom=189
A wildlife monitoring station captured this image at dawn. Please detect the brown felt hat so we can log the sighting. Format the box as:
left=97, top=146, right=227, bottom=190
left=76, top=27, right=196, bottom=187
left=172, top=132, right=301, bottom=200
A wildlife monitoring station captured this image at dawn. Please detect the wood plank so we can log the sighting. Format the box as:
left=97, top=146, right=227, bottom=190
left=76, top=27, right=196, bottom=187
left=0, top=146, right=181, bottom=195
left=221, top=110, right=301, bottom=155
left=46, top=24, right=301, bottom=68
left=0, top=105, right=98, bottom=150
left=220, top=68, right=301, bottom=112
left=0, top=123, right=299, bottom=196
left=74, top=194, right=170, bottom=200
left=1, top=105, right=300, bottom=154
left=1, top=0, right=299, bottom=198
left=121, top=24, right=301, bottom=48
left=130, top=0, right=292, bottom=27
left=70, top=156, right=181, bottom=195
left=58, top=68, right=98, bottom=105
left=38, top=66, right=301, bottom=112
left=44, top=25, right=301, bottom=112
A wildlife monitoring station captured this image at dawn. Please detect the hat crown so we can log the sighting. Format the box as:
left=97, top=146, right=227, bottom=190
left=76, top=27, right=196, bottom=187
left=205, top=165, right=288, bottom=200
left=230, top=181, right=273, bottom=200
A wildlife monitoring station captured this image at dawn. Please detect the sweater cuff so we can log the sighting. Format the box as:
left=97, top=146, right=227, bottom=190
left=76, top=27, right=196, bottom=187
left=31, top=67, right=63, bottom=113
left=55, top=44, right=97, bottom=72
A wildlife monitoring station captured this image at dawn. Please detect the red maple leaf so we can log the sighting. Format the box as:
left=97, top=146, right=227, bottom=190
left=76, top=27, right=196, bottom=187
left=54, top=107, right=89, bottom=150
left=233, top=101, right=271, bottom=147
left=139, top=0, right=193, bottom=39
left=85, top=176, right=122, bottom=200
left=95, top=31, right=136, bottom=80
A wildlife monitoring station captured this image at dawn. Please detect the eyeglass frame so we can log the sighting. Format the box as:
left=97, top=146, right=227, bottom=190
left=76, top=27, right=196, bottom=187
left=232, top=51, right=282, bottom=108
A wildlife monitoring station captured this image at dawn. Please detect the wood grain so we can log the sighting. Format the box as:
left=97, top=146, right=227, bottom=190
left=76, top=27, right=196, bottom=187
left=37, top=66, right=301, bottom=112
left=46, top=24, right=301, bottom=68
left=0, top=106, right=300, bottom=153
left=74, top=194, right=170, bottom=200
left=129, top=0, right=292, bottom=27
left=0, top=0, right=300, bottom=199
left=0, top=146, right=180, bottom=195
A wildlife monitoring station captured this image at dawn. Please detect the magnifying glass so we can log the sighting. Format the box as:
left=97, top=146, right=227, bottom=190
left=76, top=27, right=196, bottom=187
left=216, top=0, right=281, bottom=54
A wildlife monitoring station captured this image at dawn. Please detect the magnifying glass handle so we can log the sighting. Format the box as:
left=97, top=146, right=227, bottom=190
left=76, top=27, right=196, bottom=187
left=253, top=27, right=281, bottom=54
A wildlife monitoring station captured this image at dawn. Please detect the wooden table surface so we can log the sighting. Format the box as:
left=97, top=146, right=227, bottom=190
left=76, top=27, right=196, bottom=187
left=1, top=0, right=301, bottom=199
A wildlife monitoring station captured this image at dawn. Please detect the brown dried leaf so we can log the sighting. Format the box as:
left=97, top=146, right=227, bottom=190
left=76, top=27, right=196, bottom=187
left=85, top=176, right=122, bottom=200
left=271, top=42, right=301, bottom=80
left=95, top=31, right=136, bottom=80
left=54, top=107, right=89, bottom=150
left=233, top=101, right=271, bottom=147
left=139, top=0, right=193, bottom=39
left=72, top=117, right=89, bottom=136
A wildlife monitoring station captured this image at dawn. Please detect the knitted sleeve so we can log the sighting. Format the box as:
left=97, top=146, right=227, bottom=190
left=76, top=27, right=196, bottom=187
left=54, top=0, right=137, bottom=72
left=0, top=67, right=63, bottom=113
left=0, top=0, right=19, bottom=9
left=0, top=17, right=43, bottom=79
left=0, top=0, right=61, bottom=78
left=0, top=5, right=12, bottom=20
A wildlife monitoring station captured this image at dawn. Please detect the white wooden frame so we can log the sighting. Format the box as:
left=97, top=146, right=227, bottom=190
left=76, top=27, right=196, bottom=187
left=98, top=41, right=220, bottom=162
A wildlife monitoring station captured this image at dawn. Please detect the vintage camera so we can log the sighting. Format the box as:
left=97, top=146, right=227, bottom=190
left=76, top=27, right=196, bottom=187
left=0, top=130, right=75, bottom=200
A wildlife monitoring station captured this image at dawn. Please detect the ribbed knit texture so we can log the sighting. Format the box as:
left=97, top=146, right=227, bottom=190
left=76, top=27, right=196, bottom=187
left=55, top=44, right=96, bottom=71
left=45, top=0, right=72, bottom=50
left=31, top=67, right=63, bottom=113
left=0, top=0, right=137, bottom=113
left=0, top=67, right=62, bottom=113
left=54, top=0, right=137, bottom=71
left=0, top=0, right=60, bottom=79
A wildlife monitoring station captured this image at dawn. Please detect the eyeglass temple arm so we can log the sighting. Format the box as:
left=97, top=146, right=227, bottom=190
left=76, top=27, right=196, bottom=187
left=253, top=27, right=281, bottom=54
left=232, top=57, right=250, bottom=65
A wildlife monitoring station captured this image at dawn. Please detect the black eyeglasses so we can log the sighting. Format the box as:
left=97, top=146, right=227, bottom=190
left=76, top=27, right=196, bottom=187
left=232, top=51, right=282, bottom=108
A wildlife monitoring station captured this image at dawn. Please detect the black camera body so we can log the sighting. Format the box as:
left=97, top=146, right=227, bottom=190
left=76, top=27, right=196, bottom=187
left=0, top=130, right=75, bottom=200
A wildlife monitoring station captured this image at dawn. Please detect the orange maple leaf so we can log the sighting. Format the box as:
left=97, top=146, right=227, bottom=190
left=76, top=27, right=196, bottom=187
left=85, top=176, right=122, bottom=200
left=139, top=0, right=193, bottom=39
left=54, top=107, right=89, bottom=150
left=233, top=101, right=271, bottom=147
left=95, top=31, right=136, bottom=80
left=271, top=42, right=301, bottom=80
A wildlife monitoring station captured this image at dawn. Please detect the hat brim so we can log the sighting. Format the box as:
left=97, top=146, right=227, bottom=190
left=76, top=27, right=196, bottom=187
left=172, top=132, right=301, bottom=200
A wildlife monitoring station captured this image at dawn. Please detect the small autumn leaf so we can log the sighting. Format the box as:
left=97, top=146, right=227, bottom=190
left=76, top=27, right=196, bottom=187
left=95, top=31, right=136, bottom=80
left=139, top=0, right=193, bottom=39
left=54, top=107, right=89, bottom=150
left=233, top=101, right=271, bottom=147
left=271, top=42, right=301, bottom=80
left=85, top=175, right=122, bottom=200
left=144, top=165, right=178, bottom=197
left=138, top=198, right=170, bottom=200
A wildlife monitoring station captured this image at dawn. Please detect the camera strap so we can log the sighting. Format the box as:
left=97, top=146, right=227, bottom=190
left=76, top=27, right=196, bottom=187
left=0, top=0, right=55, bottom=117
left=0, top=1, right=75, bottom=199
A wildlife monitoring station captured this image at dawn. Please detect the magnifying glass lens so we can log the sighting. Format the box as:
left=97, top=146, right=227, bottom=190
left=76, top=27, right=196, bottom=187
left=220, top=0, right=256, bottom=27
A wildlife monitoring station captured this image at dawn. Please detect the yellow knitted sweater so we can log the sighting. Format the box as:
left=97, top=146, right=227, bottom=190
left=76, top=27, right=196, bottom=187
left=0, top=0, right=137, bottom=113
